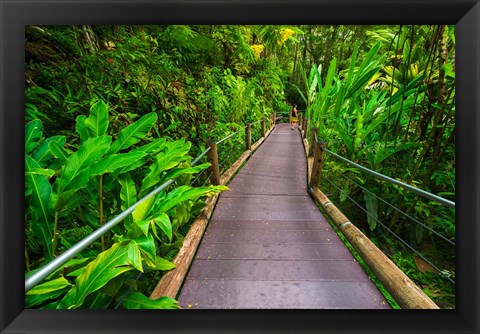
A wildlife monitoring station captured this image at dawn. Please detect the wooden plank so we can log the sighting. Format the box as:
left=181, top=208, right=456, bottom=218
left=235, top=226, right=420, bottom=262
left=178, top=124, right=390, bottom=309
left=150, top=122, right=276, bottom=300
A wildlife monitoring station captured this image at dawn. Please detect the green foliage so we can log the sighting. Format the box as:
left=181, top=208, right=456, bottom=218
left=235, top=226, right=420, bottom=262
left=25, top=24, right=455, bottom=309
left=25, top=101, right=226, bottom=309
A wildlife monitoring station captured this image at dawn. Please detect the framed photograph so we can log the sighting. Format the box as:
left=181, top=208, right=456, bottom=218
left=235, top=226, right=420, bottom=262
left=1, top=0, right=478, bottom=333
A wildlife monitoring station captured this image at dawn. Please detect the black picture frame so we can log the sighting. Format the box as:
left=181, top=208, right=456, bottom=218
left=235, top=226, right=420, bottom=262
left=1, top=0, right=479, bottom=333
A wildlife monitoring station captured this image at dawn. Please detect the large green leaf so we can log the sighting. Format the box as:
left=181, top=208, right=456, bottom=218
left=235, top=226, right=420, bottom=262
left=155, top=185, right=226, bottom=214
left=25, top=155, right=53, bottom=260
left=106, top=112, right=158, bottom=155
left=141, top=139, right=192, bottom=192
left=25, top=119, right=43, bottom=154
left=118, top=173, right=137, bottom=212
left=135, top=234, right=156, bottom=267
left=51, top=189, right=79, bottom=212
left=58, top=136, right=111, bottom=192
left=32, top=135, right=66, bottom=167
left=25, top=168, right=55, bottom=178
left=131, top=137, right=167, bottom=155
left=153, top=256, right=176, bottom=271
left=160, top=163, right=210, bottom=184
left=26, top=276, right=72, bottom=295
left=322, top=58, right=337, bottom=102
left=25, top=277, right=72, bottom=308
left=76, top=115, right=89, bottom=143
left=48, top=141, right=70, bottom=163
left=152, top=213, right=172, bottom=242
left=127, top=241, right=143, bottom=272
left=57, top=242, right=133, bottom=309
left=85, top=100, right=109, bottom=138
left=67, top=151, right=146, bottom=191
left=373, top=143, right=419, bottom=168
left=122, top=292, right=180, bottom=309
left=132, top=195, right=155, bottom=223
left=364, top=190, right=378, bottom=231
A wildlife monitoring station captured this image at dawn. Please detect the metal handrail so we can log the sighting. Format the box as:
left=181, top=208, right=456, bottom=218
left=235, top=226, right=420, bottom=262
left=323, top=148, right=455, bottom=209
left=25, top=117, right=271, bottom=292
left=216, top=130, right=240, bottom=145
left=25, top=178, right=176, bottom=292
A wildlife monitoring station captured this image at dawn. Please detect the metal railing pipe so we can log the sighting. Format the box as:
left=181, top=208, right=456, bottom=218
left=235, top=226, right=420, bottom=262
left=26, top=145, right=213, bottom=292
left=216, top=130, right=240, bottom=145
left=191, top=147, right=211, bottom=165
left=323, top=148, right=455, bottom=208
left=25, top=178, right=175, bottom=292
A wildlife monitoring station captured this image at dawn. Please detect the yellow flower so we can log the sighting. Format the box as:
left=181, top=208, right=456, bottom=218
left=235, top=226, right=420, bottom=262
left=279, top=28, right=295, bottom=45
left=250, top=44, right=264, bottom=60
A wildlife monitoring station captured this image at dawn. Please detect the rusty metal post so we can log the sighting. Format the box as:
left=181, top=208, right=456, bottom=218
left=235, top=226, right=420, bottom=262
left=309, top=127, right=318, bottom=157
left=310, top=140, right=326, bottom=188
left=207, top=140, right=221, bottom=185
left=245, top=123, right=252, bottom=151
left=261, top=118, right=266, bottom=137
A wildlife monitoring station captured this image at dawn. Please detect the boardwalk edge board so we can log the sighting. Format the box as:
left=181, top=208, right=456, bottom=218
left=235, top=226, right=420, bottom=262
left=299, top=123, right=439, bottom=309
left=150, top=123, right=276, bottom=300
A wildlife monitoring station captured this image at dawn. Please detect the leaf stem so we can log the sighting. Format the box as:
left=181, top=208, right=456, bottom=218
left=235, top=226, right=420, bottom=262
left=52, top=211, right=59, bottom=257
left=100, top=174, right=106, bottom=252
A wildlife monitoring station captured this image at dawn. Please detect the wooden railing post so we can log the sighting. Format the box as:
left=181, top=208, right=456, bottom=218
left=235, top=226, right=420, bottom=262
left=207, top=139, right=221, bottom=185
left=310, top=140, right=326, bottom=188
left=245, top=123, right=252, bottom=151
left=303, top=118, right=309, bottom=139
left=299, top=113, right=303, bottom=129
left=309, top=127, right=318, bottom=157
left=261, top=118, right=266, bottom=137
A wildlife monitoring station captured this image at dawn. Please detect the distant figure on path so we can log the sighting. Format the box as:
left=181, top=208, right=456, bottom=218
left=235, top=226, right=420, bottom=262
left=290, top=104, right=298, bottom=130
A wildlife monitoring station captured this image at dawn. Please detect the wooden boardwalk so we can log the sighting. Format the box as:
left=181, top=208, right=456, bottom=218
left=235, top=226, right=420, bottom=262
left=178, top=123, right=390, bottom=309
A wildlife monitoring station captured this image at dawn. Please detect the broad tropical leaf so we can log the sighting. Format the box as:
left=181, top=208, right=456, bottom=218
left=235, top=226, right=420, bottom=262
left=25, top=119, right=43, bottom=154
left=25, top=277, right=72, bottom=308
left=135, top=234, right=156, bottom=267
left=85, top=100, right=109, bottom=138
left=75, top=115, right=88, bottom=143
left=48, top=141, right=70, bottom=163
left=154, top=256, right=176, bottom=271
left=67, top=151, right=146, bottom=190
left=25, top=155, right=53, bottom=260
left=141, top=139, right=192, bottom=192
left=364, top=191, right=379, bottom=230
left=122, top=292, right=180, bottom=309
left=132, top=195, right=155, bottom=223
left=58, top=136, right=111, bottom=192
left=127, top=241, right=143, bottom=272
left=155, top=185, right=226, bottom=213
left=57, top=242, right=133, bottom=309
left=118, top=173, right=137, bottom=212
left=32, top=135, right=66, bottom=167
left=160, top=163, right=211, bottom=183
left=152, top=213, right=172, bottom=242
left=106, top=112, right=158, bottom=155
left=25, top=168, right=55, bottom=178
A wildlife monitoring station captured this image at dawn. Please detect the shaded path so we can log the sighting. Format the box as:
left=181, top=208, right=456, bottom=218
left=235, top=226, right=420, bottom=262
left=178, top=123, right=390, bottom=309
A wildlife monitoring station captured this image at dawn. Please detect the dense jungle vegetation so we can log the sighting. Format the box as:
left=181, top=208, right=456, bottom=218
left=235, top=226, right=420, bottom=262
left=25, top=25, right=455, bottom=309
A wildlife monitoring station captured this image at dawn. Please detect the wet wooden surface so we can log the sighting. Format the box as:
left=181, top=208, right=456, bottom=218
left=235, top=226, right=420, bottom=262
left=178, top=123, right=390, bottom=309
